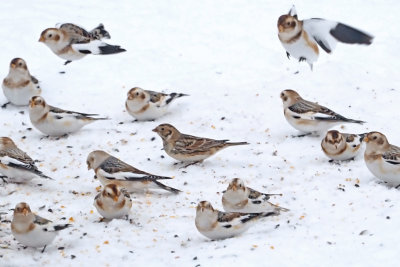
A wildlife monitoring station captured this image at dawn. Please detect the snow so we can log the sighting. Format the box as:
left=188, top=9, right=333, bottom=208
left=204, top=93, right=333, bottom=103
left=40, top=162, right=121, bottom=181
left=1, top=0, right=400, bottom=266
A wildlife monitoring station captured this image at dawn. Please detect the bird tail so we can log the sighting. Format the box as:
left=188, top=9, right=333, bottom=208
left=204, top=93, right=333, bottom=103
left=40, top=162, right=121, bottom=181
left=260, top=210, right=281, bottom=218
left=330, top=23, right=373, bottom=45
left=271, top=204, right=290, bottom=212
left=90, top=24, right=111, bottom=39
left=38, top=172, right=54, bottom=180
left=343, top=118, right=365, bottom=124
left=53, top=224, right=71, bottom=231
left=226, top=141, right=249, bottom=146
left=73, top=41, right=126, bottom=55
left=165, top=93, right=189, bottom=105
left=153, top=180, right=182, bottom=194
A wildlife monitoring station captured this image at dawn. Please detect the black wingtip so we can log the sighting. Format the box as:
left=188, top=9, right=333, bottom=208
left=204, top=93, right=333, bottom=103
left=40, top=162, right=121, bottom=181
left=98, top=44, right=126, bottom=55
left=54, top=224, right=71, bottom=231
left=330, top=23, right=374, bottom=45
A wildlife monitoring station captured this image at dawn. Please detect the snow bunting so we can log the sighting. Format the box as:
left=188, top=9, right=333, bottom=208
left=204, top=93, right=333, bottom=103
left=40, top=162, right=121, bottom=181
left=125, top=87, right=188, bottom=121
left=280, top=90, right=364, bottom=134
left=364, top=132, right=400, bottom=186
left=195, top=201, right=279, bottom=240
left=94, top=184, right=132, bottom=219
left=277, top=6, right=373, bottom=69
left=87, top=150, right=181, bottom=193
left=0, top=137, right=52, bottom=183
left=222, top=178, right=289, bottom=213
left=2, top=58, right=41, bottom=106
left=29, top=96, right=108, bottom=136
left=321, top=130, right=365, bottom=161
left=11, top=202, right=71, bottom=251
left=152, top=124, right=249, bottom=164
left=39, top=23, right=126, bottom=65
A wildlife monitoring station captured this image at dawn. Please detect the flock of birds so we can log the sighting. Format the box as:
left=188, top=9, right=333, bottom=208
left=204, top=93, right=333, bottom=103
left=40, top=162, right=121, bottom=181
left=1, top=5, right=398, bottom=253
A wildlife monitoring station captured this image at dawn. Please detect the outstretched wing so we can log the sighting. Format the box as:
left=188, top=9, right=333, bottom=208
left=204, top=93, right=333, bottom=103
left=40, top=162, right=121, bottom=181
left=59, top=23, right=92, bottom=44
left=303, top=19, right=373, bottom=54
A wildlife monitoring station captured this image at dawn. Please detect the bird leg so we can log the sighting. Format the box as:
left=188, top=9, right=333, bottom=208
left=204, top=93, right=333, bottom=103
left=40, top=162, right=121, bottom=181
left=0, top=176, right=8, bottom=183
left=179, top=161, right=202, bottom=169
left=291, top=132, right=312, bottom=138
left=286, top=51, right=290, bottom=59
left=64, top=60, right=72, bottom=65
left=298, top=57, right=307, bottom=62
left=41, top=245, right=47, bottom=253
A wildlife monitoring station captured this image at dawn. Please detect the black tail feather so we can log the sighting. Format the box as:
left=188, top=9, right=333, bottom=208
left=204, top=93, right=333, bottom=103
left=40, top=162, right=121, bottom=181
left=98, top=44, right=126, bottom=55
left=330, top=23, right=373, bottom=45
left=153, top=180, right=181, bottom=194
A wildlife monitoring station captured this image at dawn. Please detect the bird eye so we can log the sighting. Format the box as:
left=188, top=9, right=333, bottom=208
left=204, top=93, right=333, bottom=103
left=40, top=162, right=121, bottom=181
left=48, top=34, right=52, bottom=38
left=161, top=127, right=164, bottom=131
left=18, top=62, right=22, bottom=66
left=135, top=92, right=139, bottom=96
left=373, top=136, right=377, bottom=140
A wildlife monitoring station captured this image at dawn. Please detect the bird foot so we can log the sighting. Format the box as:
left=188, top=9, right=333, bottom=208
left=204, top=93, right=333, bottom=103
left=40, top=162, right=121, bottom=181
left=64, top=60, right=72, bottom=65
left=0, top=176, right=8, bottom=183
left=298, top=57, right=307, bottom=62
left=1, top=102, right=10, bottom=109
left=291, top=132, right=312, bottom=138
left=286, top=51, right=290, bottom=59
left=179, top=161, right=202, bottom=169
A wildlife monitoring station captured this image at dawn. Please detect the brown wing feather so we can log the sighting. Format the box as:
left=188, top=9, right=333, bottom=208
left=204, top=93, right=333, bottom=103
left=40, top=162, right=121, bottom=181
left=59, top=23, right=92, bottom=43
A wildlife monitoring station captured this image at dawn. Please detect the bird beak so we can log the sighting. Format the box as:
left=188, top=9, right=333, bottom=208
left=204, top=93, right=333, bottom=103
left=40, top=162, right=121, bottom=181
left=39, top=36, right=45, bottom=42
left=22, top=208, right=29, bottom=216
left=11, top=63, right=16, bottom=69
left=152, top=128, right=157, bottom=132
left=231, top=184, right=237, bottom=191
left=364, top=137, right=369, bottom=143
left=29, top=100, right=35, bottom=108
left=113, top=196, right=118, bottom=202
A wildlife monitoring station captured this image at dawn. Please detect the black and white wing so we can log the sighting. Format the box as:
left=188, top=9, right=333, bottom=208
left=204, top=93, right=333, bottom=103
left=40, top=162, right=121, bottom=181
left=303, top=18, right=373, bottom=54
left=382, top=145, right=400, bottom=165
left=98, top=156, right=171, bottom=181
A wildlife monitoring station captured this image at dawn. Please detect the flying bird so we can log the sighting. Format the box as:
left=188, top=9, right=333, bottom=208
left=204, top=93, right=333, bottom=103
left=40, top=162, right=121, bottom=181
left=277, top=6, right=373, bottom=69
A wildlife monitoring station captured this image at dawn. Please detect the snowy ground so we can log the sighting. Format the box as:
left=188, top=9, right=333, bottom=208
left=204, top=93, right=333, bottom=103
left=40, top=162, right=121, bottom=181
left=1, top=0, right=400, bottom=266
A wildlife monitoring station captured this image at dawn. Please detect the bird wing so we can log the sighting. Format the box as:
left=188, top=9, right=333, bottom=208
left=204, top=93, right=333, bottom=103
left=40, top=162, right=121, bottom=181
left=217, top=211, right=260, bottom=227
left=34, top=214, right=52, bottom=225
left=59, top=23, right=92, bottom=43
left=174, top=135, right=228, bottom=153
left=303, top=18, right=373, bottom=54
left=1, top=147, right=35, bottom=165
left=49, top=105, right=99, bottom=120
left=98, top=156, right=172, bottom=182
left=146, top=90, right=167, bottom=103
left=30, top=75, right=39, bottom=85
left=288, top=100, right=348, bottom=121
left=247, top=187, right=271, bottom=202
left=382, top=145, right=400, bottom=165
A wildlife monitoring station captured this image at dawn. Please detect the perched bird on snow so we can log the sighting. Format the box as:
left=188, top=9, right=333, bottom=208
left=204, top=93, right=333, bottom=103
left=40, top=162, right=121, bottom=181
left=87, top=150, right=181, bottom=194
left=277, top=6, right=373, bottom=69
left=125, top=87, right=188, bottom=121
left=0, top=137, right=52, bottom=183
left=152, top=124, right=249, bottom=164
left=222, top=178, right=289, bottom=213
left=28, top=96, right=108, bottom=136
left=39, top=23, right=126, bottom=65
left=321, top=130, right=365, bottom=161
left=94, top=183, right=132, bottom=220
left=280, top=90, right=364, bottom=135
left=195, top=201, right=279, bottom=240
left=2, top=58, right=41, bottom=106
left=11, top=202, right=71, bottom=252
left=364, top=132, right=400, bottom=186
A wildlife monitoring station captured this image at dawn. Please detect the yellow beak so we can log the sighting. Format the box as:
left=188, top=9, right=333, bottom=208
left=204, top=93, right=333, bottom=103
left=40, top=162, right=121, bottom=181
left=39, top=36, right=45, bottom=42
left=113, top=195, right=119, bottom=202
left=11, top=63, right=16, bottom=69
left=22, top=208, right=28, bottom=216
left=364, top=137, right=369, bottom=143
